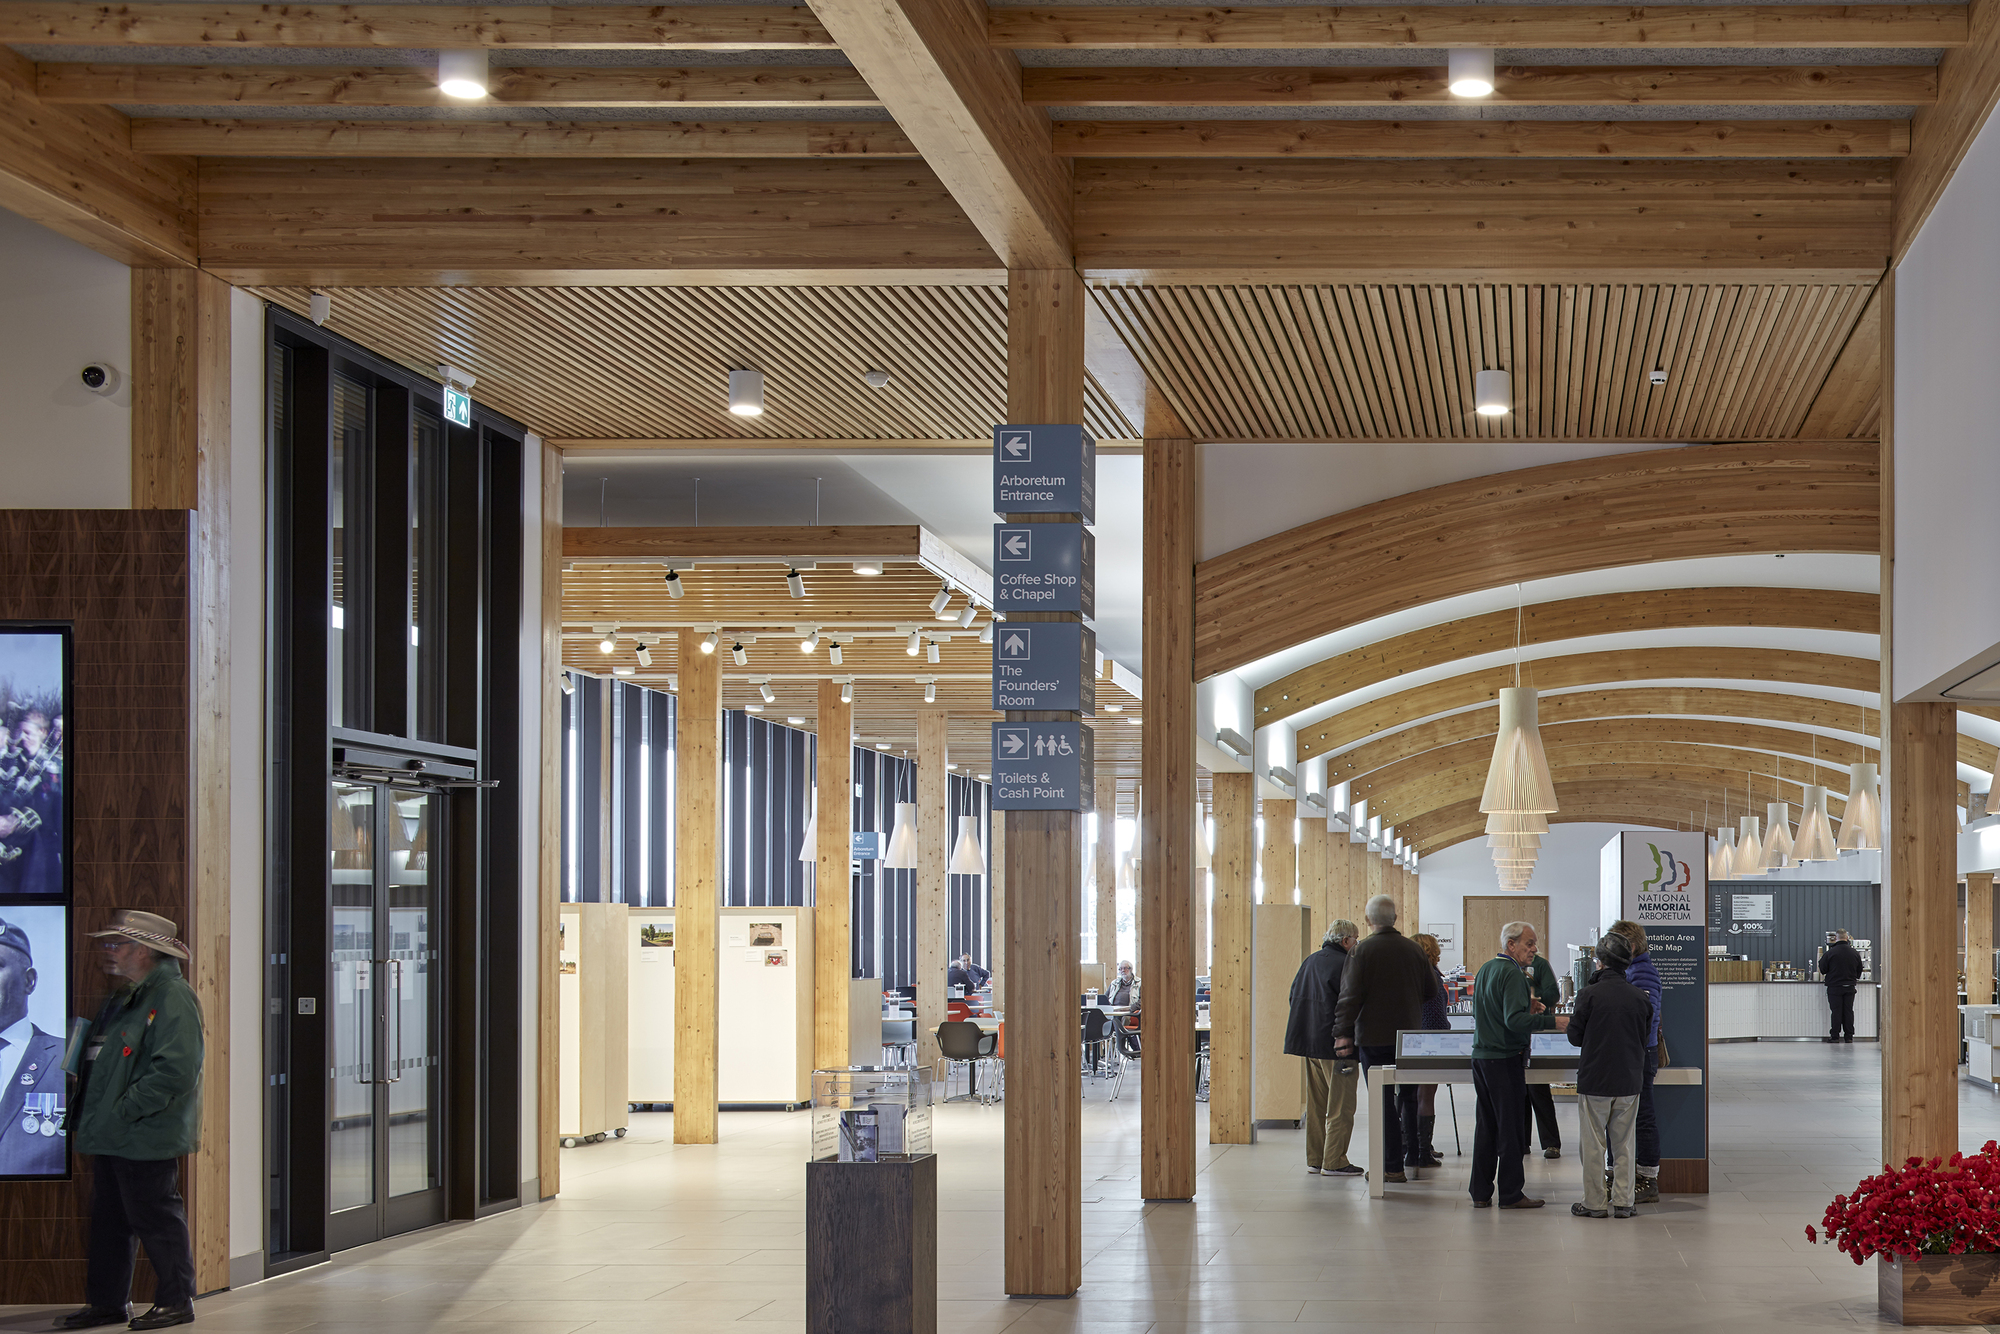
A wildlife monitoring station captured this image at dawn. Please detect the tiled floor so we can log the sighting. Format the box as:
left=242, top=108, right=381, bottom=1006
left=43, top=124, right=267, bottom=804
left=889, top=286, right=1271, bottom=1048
left=8, top=1043, right=2000, bottom=1333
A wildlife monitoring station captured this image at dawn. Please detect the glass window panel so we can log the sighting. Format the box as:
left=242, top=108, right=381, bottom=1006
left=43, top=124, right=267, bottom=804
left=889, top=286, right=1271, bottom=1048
left=386, top=789, right=440, bottom=1198
left=410, top=413, right=446, bottom=741
left=329, top=782, right=376, bottom=1213
left=331, top=375, right=372, bottom=729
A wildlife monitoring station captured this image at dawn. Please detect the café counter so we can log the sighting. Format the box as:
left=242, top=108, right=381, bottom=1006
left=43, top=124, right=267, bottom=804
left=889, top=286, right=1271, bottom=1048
left=1708, top=971, right=1877, bottom=1041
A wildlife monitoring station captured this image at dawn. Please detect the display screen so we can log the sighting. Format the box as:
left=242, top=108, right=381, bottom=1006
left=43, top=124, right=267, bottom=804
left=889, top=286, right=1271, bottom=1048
left=0, top=626, right=72, bottom=1180
left=1397, top=1031, right=1475, bottom=1059
left=1530, top=1031, right=1578, bottom=1058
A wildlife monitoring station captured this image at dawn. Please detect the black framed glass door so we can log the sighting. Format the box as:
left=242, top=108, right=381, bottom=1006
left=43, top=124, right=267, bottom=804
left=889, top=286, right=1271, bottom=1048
left=328, top=779, right=443, bottom=1251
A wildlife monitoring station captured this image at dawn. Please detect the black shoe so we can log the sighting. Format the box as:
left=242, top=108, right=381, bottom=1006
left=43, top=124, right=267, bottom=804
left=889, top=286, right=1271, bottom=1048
left=53, top=1310, right=129, bottom=1331
left=1380, top=1169, right=1407, bottom=1183
left=128, top=1306, right=193, bottom=1331
left=1544, top=1147, right=1561, bottom=1159
left=1472, top=1198, right=1493, bottom=1208
left=1824, top=1036, right=1838, bottom=1043
left=1571, top=1202, right=1609, bottom=1218
left=1613, top=1206, right=1639, bottom=1218
left=1327, top=1164, right=1364, bottom=1177
left=1843, top=1036, right=1854, bottom=1043
left=1499, top=1196, right=1545, bottom=1209
left=1634, top=1175, right=1661, bottom=1204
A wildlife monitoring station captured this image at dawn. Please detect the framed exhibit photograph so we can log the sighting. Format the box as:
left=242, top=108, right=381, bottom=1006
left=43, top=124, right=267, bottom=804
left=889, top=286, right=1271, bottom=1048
left=748, top=922, right=783, bottom=948
left=0, top=627, right=67, bottom=898
left=0, top=903, right=69, bottom=1179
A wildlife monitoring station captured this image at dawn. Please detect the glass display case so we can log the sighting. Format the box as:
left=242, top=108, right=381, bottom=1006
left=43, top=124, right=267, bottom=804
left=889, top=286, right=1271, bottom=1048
left=811, top=1067, right=934, bottom=1163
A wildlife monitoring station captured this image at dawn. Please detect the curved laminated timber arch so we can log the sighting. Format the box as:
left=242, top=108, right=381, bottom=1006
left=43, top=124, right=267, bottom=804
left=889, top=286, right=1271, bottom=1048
left=1399, top=782, right=1847, bottom=855
left=1194, top=438, right=1878, bottom=682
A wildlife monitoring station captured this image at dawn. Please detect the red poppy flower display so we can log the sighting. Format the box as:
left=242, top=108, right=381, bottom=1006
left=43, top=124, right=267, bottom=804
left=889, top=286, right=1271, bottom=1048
left=1809, top=1142, right=2000, bottom=1264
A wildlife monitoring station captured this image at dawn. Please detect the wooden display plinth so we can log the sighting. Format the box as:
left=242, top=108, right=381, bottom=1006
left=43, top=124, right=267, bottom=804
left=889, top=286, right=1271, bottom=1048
left=1879, top=1253, right=2000, bottom=1325
left=806, top=1154, right=937, bottom=1334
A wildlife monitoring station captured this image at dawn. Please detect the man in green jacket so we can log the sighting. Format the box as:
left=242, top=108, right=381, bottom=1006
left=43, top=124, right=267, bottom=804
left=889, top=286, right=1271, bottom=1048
left=58, top=911, right=204, bottom=1332
left=1524, top=949, right=1564, bottom=1160
left=1469, top=920, right=1567, bottom=1210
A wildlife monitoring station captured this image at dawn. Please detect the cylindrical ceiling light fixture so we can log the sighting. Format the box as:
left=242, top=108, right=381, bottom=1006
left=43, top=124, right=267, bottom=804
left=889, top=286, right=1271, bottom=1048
left=923, top=681, right=936, bottom=703
left=634, top=642, right=653, bottom=668
left=801, top=628, right=820, bottom=654
left=1733, top=815, right=1766, bottom=876
left=906, top=629, right=921, bottom=656
left=883, top=802, right=919, bottom=870
left=1838, top=761, right=1881, bottom=851
left=979, top=620, right=995, bottom=645
left=438, top=48, right=489, bottom=98
left=727, top=368, right=765, bottom=416
left=927, top=639, right=940, bottom=664
left=700, top=630, right=719, bottom=654
left=958, top=602, right=979, bottom=630
left=948, top=815, right=984, bottom=875
left=786, top=568, right=806, bottom=598
left=1474, top=368, right=1512, bottom=416
left=1794, top=785, right=1839, bottom=862
left=929, top=583, right=953, bottom=617
left=758, top=681, right=776, bottom=704
left=664, top=568, right=685, bottom=599
left=839, top=679, right=853, bottom=704
left=731, top=641, right=747, bottom=667
left=1763, top=801, right=1794, bottom=870
left=829, top=642, right=843, bottom=666
left=1478, top=686, right=1558, bottom=815
left=1447, top=48, right=1496, bottom=97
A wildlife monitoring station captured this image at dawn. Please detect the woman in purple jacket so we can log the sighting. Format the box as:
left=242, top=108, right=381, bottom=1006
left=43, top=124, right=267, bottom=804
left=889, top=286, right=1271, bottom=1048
left=1610, top=919, right=1663, bottom=1203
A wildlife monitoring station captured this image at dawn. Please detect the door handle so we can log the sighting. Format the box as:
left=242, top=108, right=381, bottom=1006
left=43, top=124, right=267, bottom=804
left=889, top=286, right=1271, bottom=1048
left=387, top=958, right=404, bottom=1083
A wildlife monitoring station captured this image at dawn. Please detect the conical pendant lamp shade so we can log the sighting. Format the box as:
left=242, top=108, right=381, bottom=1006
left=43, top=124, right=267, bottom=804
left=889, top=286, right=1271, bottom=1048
left=1710, top=826, right=1736, bottom=880
left=1479, top=687, right=1559, bottom=815
left=1838, top=762, right=1881, bottom=851
left=1763, top=802, right=1793, bottom=870
left=797, top=804, right=818, bottom=863
left=1733, top=815, right=1765, bottom=877
left=1195, top=804, right=1212, bottom=871
left=882, top=801, right=918, bottom=870
left=1794, top=785, right=1839, bottom=862
left=948, top=815, right=984, bottom=875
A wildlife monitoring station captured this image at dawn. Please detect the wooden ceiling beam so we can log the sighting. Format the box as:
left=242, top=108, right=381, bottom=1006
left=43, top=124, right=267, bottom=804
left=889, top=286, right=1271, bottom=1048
left=1024, top=64, right=1940, bottom=108
left=1797, top=282, right=1885, bottom=438
left=193, top=157, right=1001, bottom=285
left=990, top=5, right=1968, bottom=50
left=1054, top=118, right=1912, bottom=158
left=809, top=0, right=1072, bottom=269
left=0, top=4, right=834, bottom=48
left=1257, top=586, right=1877, bottom=724
left=1197, top=440, right=1879, bottom=682
left=1893, top=0, right=2000, bottom=255
left=38, top=62, right=876, bottom=108
left=134, top=118, right=918, bottom=158
left=0, top=49, right=195, bottom=266
left=1076, top=158, right=1893, bottom=281
left=564, top=525, right=921, bottom=562
left=1403, top=787, right=1818, bottom=853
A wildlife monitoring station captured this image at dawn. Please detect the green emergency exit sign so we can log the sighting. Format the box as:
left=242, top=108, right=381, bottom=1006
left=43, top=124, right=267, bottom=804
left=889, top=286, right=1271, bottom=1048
left=443, top=385, right=472, bottom=427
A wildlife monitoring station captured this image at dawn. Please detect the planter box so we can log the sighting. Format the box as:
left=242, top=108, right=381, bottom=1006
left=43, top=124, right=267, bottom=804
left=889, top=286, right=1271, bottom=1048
left=1879, top=1253, right=2000, bottom=1325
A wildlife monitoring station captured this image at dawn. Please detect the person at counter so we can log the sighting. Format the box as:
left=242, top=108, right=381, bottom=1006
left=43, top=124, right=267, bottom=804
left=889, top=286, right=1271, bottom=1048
left=1469, top=921, right=1566, bottom=1210
left=1819, top=930, right=1863, bottom=1043
left=1332, top=894, right=1439, bottom=1183
left=1284, top=919, right=1362, bottom=1178
left=948, top=953, right=989, bottom=992
left=1609, top=919, right=1663, bottom=1205
left=1566, top=932, right=1652, bottom=1220
left=1524, top=944, right=1563, bottom=1161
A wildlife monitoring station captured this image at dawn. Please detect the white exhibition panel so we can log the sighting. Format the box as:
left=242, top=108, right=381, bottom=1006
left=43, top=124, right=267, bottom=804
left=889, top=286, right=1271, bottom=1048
left=629, top=908, right=678, bottom=1103
left=559, top=912, right=581, bottom=1135
left=1708, top=982, right=1877, bottom=1040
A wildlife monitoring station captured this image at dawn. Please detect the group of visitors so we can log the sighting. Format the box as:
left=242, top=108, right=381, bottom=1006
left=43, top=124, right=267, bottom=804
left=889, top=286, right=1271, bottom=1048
left=1284, top=897, right=1667, bottom=1215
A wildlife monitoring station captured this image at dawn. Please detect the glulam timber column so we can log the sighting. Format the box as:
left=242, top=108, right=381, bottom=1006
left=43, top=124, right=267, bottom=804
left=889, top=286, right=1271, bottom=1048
left=1885, top=702, right=1959, bottom=1166
left=674, top=630, right=721, bottom=1144
left=1210, top=772, right=1255, bottom=1144
left=814, top=679, right=855, bottom=1070
left=1095, top=770, right=1117, bottom=967
left=1299, top=813, right=1327, bottom=944
left=918, top=708, right=950, bottom=1072
left=1195, top=799, right=1210, bottom=974
left=991, top=816, right=1007, bottom=1010
left=1141, top=424, right=1196, bottom=1202
left=1262, top=799, right=1297, bottom=905
left=1001, top=268, right=1085, bottom=1299
left=1969, top=872, right=1994, bottom=1008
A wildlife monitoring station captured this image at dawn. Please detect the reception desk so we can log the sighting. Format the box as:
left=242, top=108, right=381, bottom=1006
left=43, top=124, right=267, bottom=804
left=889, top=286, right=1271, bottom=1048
left=1709, top=981, right=1876, bottom=1040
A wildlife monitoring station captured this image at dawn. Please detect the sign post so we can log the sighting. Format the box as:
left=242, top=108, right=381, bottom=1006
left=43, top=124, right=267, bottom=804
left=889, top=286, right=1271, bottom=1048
left=1600, top=830, right=1710, bottom=1194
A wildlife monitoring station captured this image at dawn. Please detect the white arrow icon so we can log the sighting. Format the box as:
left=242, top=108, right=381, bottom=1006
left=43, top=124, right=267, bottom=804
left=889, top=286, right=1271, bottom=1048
left=1003, top=531, right=1029, bottom=557
left=1002, top=433, right=1030, bottom=458
left=1003, top=632, right=1028, bottom=657
left=1000, top=729, right=1026, bottom=755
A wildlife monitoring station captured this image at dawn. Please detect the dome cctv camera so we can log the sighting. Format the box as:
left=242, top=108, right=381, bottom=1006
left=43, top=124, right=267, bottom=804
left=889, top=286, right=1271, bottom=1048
left=80, top=363, right=119, bottom=396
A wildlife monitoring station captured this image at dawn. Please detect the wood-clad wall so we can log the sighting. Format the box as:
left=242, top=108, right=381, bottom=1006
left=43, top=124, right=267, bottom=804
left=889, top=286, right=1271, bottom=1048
left=916, top=708, right=949, bottom=1072
left=1884, top=702, right=1959, bottom=1167
left=1261, top=799, right=1295, bottom=905
left=1209, top=771, right=1254, bottom=1145
left=0, top=512, right=192, bottom=1303
left=674, top=630, right=721, bottom=1144
left=813, top=679, right=854, bottom=1069
left=1970, top=872, right=1995, bottom=1008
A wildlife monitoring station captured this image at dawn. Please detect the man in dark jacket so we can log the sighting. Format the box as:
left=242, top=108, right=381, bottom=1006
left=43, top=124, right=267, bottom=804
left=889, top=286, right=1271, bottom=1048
left=1524, top=948, right=1564, bottom=1159
left=1567, top=932, right=1654, bottom=1219
left=59, top=911, right=205, bottom=1332
left=1470, top=921, right=1565, bottom=1209
left=1819, top=932, right=1863, bottom=1042
left=1332, top=895, right=1440, bottom=1182
left=1285, top=919, right=1362, bottom=1177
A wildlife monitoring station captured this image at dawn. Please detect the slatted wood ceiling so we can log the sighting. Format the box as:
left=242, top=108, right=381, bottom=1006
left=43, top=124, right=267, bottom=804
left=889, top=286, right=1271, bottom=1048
left=1091, top=279, right=1879, bottom=441
left=253, top=284, right=1136, bottom=442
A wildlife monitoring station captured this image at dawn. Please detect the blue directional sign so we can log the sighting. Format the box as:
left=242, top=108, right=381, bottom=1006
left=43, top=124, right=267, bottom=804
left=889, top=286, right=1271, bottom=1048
left=992, top=622, right=1094, bottom=714
left=851, top=831, right=881, bottom=860
left=991, top=721, right=1094, bottom=811
left=993, top=523, right=1094, bottom=617
left=992, top=424, right=1095, bottom=524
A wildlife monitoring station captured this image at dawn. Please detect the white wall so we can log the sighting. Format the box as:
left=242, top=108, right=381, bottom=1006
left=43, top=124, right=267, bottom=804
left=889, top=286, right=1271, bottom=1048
left=0, top=207, right=132, bottom=507
left=1415, top=821, right=1673, bottom=972
left=1893, top=103, right=2000, bottom=699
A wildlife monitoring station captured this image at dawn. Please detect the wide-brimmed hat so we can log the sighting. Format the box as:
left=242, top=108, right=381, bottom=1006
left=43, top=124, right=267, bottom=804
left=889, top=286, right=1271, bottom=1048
left=89, top=910, right=189, bottom=960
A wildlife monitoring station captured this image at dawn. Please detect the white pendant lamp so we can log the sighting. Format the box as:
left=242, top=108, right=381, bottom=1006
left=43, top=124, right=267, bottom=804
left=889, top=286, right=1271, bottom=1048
left=1195, top=804, right=1212, bottom=871
left=797, top=802, right=817, bottom=862
left=883, top=801, right=918, bottom=870
left=727, top=368, right=765, bottom=416
left=1733, top=815, right=1766, bottom=876
left=1794, top=785, right=1839, bottom=862
left=1479, top=686, right=1559, bottom=814
left=1838, top=761, right=1881, bottom=851
left=948, top=815, right=984, bottom=875
left=1710, top=825, right=1736, bottom=880
left=1763, top=801, right=1794, bottom=870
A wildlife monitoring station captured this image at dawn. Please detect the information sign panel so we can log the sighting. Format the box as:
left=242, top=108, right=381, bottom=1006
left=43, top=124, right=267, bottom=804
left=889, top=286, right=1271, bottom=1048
left=992, top=424, right=1095, bottom=523
left=850, top=831, right=881, bottom=860
left=991, top=722, right=1093, bottom=811
left=991, top=622, right=1094, bottom=714
left=992, top=523, right=1093, bottom=617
